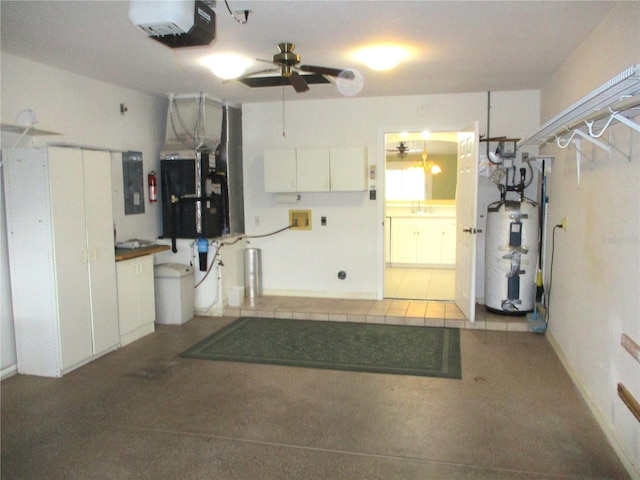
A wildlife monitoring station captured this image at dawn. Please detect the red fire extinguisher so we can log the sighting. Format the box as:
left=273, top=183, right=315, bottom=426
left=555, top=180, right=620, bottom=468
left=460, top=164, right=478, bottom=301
left=148, top=171, right=157, bottom=203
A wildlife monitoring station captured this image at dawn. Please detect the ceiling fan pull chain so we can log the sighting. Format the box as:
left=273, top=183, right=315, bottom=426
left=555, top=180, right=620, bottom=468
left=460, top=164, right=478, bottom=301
left=282, top=86, right=286, bottom=137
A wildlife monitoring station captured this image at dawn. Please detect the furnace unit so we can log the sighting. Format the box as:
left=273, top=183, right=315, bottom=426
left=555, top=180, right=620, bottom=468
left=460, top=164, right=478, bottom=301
left=159, top=95, right=244, bottom=249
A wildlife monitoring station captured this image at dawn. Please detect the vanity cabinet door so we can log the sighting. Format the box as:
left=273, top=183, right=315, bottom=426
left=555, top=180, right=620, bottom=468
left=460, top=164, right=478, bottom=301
left=441, top=220, right=457, bottom=264
left=415, top=222, right=442, bottom=264
left=390, top=221, right=419, bottom=263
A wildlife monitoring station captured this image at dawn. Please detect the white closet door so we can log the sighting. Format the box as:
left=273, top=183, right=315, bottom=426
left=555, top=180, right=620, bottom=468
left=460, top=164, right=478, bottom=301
left=83, top=150, right=120, bottom=354
left=48, top=147, right=93, bottom=369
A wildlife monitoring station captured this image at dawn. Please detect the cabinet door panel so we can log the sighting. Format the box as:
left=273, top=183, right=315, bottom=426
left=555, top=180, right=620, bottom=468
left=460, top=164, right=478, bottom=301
left=330, top=147, right=367, bottom=191
left=296, top=148, right=330, bottom=192
left=116, top=259, right=139, bottom=336
left=136, top=255, right=156, bottom=327
left=83, top=150, right=120, bottom=353
left=390, top=222, right=417, bottom=263
left=264, top=149, right=296, bottom=192
left=48, top=147, right=93, bottom=369
left=441, top=220, right=457, bottom=264
left=416, top=228, right=442, bottom=264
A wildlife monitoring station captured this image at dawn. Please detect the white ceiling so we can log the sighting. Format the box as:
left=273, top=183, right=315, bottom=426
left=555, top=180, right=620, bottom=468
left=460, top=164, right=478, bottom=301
left=0, top=1, right=615, bottom=105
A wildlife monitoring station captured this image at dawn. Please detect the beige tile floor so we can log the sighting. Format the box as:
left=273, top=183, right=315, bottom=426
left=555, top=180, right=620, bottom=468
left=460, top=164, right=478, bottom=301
left=385, top=267, right=456, bottom=301
left=1, top=315, right=629, bottom=479
left=225, top=296, right=535, bottom=332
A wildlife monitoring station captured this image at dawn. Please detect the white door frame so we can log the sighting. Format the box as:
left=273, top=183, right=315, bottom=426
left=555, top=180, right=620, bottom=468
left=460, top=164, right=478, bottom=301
left=379, top=125, right=476, bottom=303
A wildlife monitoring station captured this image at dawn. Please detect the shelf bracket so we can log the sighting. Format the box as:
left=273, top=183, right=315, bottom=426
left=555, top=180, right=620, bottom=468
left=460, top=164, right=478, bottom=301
left=573, top=128, right=610, bottom=153
left=611, top=111, right=640, bottom=133
left=572, top=139, right=583, bottom=186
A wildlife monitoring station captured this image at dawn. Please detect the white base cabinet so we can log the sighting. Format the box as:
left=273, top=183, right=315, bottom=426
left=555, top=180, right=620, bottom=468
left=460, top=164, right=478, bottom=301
left=389, top=217, right=457, bottom=266
left=116, top=255, right=156, bottom=347
left=3, top=147, right=119, bottom=377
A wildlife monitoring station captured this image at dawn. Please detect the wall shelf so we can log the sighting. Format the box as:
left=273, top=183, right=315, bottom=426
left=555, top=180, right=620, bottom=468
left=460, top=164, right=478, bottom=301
left=1, top=123, right=60, bottom=136
left=518, top=64, right=640, bottom=148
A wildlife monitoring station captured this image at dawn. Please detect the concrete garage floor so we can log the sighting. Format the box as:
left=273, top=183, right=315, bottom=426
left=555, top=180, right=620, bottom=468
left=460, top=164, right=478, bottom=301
left=1, top=315, right=630, bottom=479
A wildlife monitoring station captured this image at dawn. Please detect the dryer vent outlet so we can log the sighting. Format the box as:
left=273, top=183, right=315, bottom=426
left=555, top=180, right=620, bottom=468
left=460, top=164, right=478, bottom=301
left=289, top=210, right=311, bottom=230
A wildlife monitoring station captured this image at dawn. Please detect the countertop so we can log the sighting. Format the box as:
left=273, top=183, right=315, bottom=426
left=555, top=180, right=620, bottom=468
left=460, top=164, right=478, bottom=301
left=387, top=214, right=456, bottom=220
left=114, top=244, right=170, bottom=262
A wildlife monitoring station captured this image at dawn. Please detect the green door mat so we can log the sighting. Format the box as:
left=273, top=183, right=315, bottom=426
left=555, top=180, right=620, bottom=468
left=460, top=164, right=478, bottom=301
left=181, top=317, right=461, bottom=379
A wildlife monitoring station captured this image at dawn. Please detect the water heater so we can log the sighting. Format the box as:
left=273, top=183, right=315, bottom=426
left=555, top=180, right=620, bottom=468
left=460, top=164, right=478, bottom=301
left=485, top=199, right=539, bottom=315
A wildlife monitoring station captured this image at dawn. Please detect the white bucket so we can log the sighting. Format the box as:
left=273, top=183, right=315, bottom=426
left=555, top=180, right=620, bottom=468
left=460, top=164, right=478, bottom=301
left=228, top=286, right=245, bottom=307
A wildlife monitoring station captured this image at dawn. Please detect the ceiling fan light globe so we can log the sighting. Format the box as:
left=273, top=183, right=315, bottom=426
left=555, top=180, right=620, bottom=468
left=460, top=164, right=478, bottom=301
left=203, top=54, right=252, bottom=80
left=336, top=69, right=364, bottom=96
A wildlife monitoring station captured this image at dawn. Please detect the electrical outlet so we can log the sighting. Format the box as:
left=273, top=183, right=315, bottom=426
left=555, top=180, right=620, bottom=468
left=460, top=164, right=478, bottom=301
left=561, top=217, right=568, bottom=230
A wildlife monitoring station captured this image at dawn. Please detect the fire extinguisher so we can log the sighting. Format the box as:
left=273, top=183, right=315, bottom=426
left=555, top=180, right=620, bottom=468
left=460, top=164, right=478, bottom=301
left=148, top=171, right=157, bottom=203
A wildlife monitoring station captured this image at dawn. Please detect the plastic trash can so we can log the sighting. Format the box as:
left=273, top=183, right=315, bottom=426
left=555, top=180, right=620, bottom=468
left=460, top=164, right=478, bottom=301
left=154, top=263, right=194, bottom=325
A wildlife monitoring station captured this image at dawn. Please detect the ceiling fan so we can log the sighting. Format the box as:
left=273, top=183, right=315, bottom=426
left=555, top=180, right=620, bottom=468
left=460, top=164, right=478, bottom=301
left=235, top=42, right=355, bottom=93
left=386, top=141, right=419, bottom=159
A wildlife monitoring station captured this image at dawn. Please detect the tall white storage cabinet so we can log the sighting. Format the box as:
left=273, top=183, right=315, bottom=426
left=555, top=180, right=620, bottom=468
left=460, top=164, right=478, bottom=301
left=3, top=147, right=120, bottom=377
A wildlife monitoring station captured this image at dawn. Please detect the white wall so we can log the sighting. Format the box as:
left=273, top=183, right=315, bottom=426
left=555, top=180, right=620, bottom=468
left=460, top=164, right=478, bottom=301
left=539, top=3, right=640, bottom=477
left=242, top=90, right=540, bottom=299
left=1, top=54, right=167, bottom=375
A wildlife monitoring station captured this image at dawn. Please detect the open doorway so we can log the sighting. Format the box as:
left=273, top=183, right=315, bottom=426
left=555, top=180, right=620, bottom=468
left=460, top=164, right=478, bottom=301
left=384, top=131, right=458, bottom=301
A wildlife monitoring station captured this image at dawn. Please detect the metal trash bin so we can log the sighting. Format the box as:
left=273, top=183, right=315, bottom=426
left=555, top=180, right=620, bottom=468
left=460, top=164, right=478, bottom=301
left=154, top=263, right=194, bottom=325
left=244, top=248, right=262, bottom=299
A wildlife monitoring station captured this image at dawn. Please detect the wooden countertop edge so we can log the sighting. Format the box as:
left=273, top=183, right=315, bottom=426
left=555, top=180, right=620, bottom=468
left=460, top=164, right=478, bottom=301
left=115, top=244, right=171, bottom=261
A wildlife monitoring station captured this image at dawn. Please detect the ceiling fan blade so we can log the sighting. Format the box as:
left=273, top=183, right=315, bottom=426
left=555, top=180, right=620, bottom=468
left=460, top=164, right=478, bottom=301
left=288, top=72, right=310, bottom=93
left=224, top=68, right=280, bottom=84
left=256, top=58, right=279, bottom=65
left=300, top=65, right=354, bottom=79
left=237, top=74, right=330, bottom=89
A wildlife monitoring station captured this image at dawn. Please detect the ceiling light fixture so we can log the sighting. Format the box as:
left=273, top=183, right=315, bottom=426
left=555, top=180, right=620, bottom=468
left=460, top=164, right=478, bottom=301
left=419, top=142, right=441, bottom=174
left=353, top=45, right=410, bottom=71
left=202, top=54, right=252, bottom=80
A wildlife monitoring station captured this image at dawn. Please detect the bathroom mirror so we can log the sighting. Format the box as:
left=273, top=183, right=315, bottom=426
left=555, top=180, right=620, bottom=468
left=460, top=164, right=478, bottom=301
left=385, top=132, right=458, bottom=201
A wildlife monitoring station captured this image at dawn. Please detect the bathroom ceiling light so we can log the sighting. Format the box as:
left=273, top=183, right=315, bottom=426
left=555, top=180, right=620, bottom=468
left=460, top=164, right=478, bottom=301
left=201, top=53, right=252, bottom=80
left=353, top=45, right=410, bottom=71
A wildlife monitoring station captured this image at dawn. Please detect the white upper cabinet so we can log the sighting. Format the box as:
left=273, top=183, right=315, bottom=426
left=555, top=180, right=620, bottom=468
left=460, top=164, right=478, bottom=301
left=329, top=146, right=367, bottom=192
left=264, top=148, right=297, bottom=192
left=296, top=147, right=330, bottom=192
left=264, top=147, right=367, bottom=193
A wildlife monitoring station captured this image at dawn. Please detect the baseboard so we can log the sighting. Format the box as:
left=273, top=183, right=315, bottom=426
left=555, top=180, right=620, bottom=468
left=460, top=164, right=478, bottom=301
left=1, top=363, right=17, bottom=381
left=263, top=289, right=378, bottom=300
left=547, top=332, right=640, bottom=480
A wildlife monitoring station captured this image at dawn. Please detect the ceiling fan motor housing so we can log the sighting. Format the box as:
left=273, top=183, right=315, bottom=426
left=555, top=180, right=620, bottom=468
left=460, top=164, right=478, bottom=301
left=274, top=43, right=300, bottom=76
